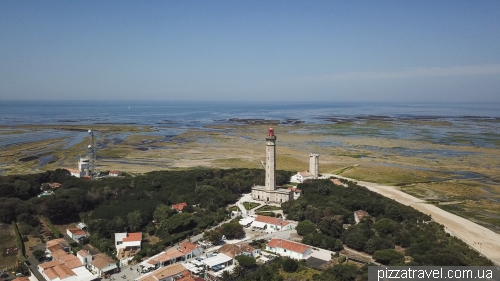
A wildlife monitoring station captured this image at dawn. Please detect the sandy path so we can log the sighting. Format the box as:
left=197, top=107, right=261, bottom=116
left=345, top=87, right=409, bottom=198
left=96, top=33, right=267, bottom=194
left=323, top=174, right=500, bottom=266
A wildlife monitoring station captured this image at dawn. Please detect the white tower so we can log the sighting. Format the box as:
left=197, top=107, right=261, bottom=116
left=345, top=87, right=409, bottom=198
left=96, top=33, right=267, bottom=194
left=265, top=127, right=277, bottom=191
left=309, top=153, right=319, bottom=179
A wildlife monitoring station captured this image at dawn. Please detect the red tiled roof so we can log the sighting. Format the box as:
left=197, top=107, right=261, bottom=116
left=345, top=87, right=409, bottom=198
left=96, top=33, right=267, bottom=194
left=331, top=179, right=343, bottom=186
left=59, top=254, right=82, bottom=269
left=178, top=241, right=198, bottom=253
left=355, top=210, right=369, bottom=221
left=137, top=264, right=186, bottom=281
left=67, top=227, right=86, bottom=236
left=172, top=202, right=187, bottom=211
left=91, top=254, right=116, bottom=270
left=47, top=182, right=61, bottom=188
left=255, top=215, right=280, bottom=225
left=50, top=249, right=68, bottom=259
left=109, top=170, right=120, bottom=174
left=218, top=244, right=242, bottom=258
left=299, top=171, right=314, bottom=177
left=46, top=238, right=67, bottom=248
left=77, top=250, right=91, bottom=257
left=287, top=187, right=301, bottom=193
left=267, top=238, right=310, bottom=254
left=239, top=244, right=256, bottom=253
left=51, top=264, right=76, bottom=279
left=278, top=221, right=291, bottom=227
left=122, top=232, right=142, bottom=242
left=39, top=260, right=63, bottom=269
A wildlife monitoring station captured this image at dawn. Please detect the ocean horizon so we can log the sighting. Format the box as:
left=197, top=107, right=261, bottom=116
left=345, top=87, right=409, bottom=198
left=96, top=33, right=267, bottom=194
left=1, top=100, right=500, bottom=127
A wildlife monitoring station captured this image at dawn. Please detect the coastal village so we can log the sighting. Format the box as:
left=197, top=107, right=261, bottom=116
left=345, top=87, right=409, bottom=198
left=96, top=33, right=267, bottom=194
left=2, top=128, right=376, bottom=281
left=1, top=127, right=498, bottom=281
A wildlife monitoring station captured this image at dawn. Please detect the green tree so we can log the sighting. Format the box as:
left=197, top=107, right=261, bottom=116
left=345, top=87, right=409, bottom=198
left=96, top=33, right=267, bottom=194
left=372, top=218, right=396, bottom=236
left=127, top=210, right=143, bottom=232
left=296, top=220, right=317, bottom=236
left=373, top=249, right=404, bottom=265
left=235, top=255, right=256, bottom=268
left=282, top=258, right=298, bottom=273
left=32, top=249, right=45, bottom=261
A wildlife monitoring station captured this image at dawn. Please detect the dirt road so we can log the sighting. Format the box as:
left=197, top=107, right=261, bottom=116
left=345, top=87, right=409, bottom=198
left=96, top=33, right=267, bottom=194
left=324, top=174, right=500, bottom=266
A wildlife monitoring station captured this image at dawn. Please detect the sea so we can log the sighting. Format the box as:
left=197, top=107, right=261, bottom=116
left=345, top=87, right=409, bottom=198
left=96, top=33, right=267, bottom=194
left=1, top=100, right=500, bottom=127
left=1, top=100, right=500, bottom=150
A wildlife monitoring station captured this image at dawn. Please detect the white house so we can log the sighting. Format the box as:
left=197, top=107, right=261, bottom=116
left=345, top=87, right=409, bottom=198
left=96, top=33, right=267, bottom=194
left=38, top=251, right=98, bottom=281
left=115, top=232, right=142, bottom=265
left=266, top=238, right=312, bottom=260
left=238, top=243, right=261, bottom=258
left=77, top=250, right=92, bottom=267
left=90, top=254, right=117, bottom=277
left=290, top=171, right=314, bottom=183
left=142, top=241, right=203, bottom=269
left=109, top=170, right=120, bottom=177
left=66, top=168, right=85, bottom=178
left=115, top=232, right=142, bottom=252
left=251, top=215, right=281, bottom=232
left=135, top=263, right=187, bottom=281
left=277, top=220, right=298, bottom=231
left=287, top=187, right=302, bottom=200
left=67, top=228, right=87, bottom=242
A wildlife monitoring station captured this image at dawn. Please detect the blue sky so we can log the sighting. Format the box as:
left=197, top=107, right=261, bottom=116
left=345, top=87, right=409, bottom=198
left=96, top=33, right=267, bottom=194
left=1, top=1, right=499, bottom=102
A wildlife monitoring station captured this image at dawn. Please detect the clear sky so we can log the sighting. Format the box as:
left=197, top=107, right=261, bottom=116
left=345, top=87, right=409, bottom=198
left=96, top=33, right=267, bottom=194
left=1, top=1, right=499, bottom=102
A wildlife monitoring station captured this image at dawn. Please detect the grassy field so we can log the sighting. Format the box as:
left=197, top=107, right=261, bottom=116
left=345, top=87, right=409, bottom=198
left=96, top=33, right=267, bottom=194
left=0, top=224, right=18, bottom=270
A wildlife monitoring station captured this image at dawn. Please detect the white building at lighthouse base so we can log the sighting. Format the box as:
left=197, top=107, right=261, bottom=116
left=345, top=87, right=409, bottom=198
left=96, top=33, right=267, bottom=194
left=251, top=186, right=293, bottom=204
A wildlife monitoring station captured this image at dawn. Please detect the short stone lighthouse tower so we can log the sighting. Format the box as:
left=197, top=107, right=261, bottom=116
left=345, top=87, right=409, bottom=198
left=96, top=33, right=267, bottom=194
left=309, top=153, right=319, bottom=179
left=265, top=127, right=277, bottom=191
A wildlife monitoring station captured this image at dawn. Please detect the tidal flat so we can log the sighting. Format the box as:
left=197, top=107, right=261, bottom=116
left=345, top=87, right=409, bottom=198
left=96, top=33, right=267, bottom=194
left=1, top=118, right=500, bottom=232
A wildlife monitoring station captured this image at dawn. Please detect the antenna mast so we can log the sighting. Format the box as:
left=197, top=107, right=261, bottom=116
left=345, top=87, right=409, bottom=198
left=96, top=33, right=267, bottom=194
left=88, top=129, right=97, bottom=178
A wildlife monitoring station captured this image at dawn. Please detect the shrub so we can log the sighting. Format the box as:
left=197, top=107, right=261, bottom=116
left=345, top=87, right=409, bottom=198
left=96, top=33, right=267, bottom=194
left=282, top=258, right=298, bottom=273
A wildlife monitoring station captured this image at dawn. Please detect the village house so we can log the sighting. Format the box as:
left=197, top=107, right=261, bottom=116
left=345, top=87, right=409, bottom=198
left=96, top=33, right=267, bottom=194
left=287, top=187, right=302, bottom=200
left=290, top=171, right=314, bottom=183
left=354, top=210, right=370, bottom=224
left=77, top=250, right=92, bottom=267
left=237, top=243, right=261, bottom=258
left=277, top=220, right=297, bottom=231
left=135, top=263, right=188, bottom=281
left=266, top=238, right=312, bottom=260
left=66, top=168, right=85, bottom=178
left=115, top=232, right=142, bottom=266
left=201, top=253, right=234, bottom=275
left=218, top=244, right=242, bottom=258
left=141, top=241, right=203, bottom=270
left=38, top=241, right=98, bottom=281
left=251, top=215, right=281, bottom=232
left=46, top=238, right=72, bottom=255
left=172, top=202, right=188, bottom=212
left=67, top=228, right=87, bottom=242
left=108, top=170, right=121, bottom=177
left=90, top=254, right=118, bottom=277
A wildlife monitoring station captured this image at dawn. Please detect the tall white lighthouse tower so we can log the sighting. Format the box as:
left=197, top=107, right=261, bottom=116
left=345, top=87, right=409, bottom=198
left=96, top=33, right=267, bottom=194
left=265, top=127, right=277, bottom=191
left=251, top=127, right=294, bottom=203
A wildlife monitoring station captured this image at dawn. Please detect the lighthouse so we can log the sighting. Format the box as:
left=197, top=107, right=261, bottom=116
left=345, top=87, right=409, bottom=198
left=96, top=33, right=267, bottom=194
left=265, top=127, right=277, bottom=191
left=251, top=127, right=294, bottom=204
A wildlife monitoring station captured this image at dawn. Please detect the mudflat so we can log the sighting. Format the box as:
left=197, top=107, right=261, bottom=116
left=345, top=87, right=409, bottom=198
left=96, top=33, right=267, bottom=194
left=1, top=119, right=499, bottom=234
